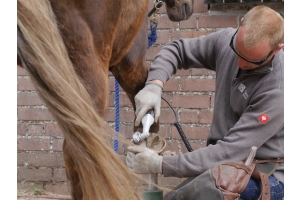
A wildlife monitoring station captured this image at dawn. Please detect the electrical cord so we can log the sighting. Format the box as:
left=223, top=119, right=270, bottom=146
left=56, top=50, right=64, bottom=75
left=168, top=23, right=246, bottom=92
left=161, top=97, right=193, bottom=152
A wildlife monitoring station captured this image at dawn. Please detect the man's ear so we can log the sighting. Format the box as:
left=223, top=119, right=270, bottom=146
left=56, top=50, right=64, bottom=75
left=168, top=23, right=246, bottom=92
left=240, top=17, right=244, bottom=22
left=274, top=43, right=284, bottom=54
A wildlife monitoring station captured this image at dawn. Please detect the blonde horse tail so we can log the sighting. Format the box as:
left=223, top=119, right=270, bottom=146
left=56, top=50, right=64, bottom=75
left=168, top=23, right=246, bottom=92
left=17, top=0, right=140, bottom=199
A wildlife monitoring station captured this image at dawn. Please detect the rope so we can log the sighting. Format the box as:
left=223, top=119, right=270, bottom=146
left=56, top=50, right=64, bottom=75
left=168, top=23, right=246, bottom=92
left=113, top=79, right=120, bottom=153
left=147, top=20, right=158, bottom=49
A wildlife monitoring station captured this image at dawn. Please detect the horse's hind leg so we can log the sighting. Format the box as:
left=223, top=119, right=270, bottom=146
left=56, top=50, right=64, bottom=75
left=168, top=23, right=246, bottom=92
left=50, top=0, right=115, bottom=116
left=63, top=140, right=82, bottom=200
left=49, top=1, right=118, bottom=198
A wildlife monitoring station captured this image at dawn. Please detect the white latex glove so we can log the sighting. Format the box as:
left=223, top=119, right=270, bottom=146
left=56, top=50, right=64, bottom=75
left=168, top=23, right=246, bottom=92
left=126, top=145, right=162, bottom=174
left=134, top=81, right=163, bottom=127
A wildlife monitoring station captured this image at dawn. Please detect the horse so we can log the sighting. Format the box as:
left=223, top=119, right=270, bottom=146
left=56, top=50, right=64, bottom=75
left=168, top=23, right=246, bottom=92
left=17, top=0, right=194, bottom=199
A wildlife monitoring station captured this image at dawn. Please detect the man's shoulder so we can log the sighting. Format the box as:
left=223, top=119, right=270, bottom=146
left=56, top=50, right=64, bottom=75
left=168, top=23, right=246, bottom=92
left=205, top=28, right=236, bottom=54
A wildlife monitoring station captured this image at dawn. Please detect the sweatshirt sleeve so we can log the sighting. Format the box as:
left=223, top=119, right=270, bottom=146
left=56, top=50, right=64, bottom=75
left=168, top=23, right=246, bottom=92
left=162, top=87, right=284, bottom=178
left=146, top=30, right=225, bottom=84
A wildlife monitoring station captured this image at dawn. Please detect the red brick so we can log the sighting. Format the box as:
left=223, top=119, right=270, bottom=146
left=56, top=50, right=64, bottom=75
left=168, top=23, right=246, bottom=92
left=171, top=30, right=207, bottom=41
left=192, top=142, right=207, bottom=149
left=17, top=77, right=36, bottom=91
left=104, top=109, right=115, bottom=122
left=179, top=110, right=198, bottom=123
left=120, top=110, right=135, bottom=123
left=53, top=168, right=67, bottom=182
left=176, top=69, right=191, bottom=76
left=18, top=168, right=52, bottom=181
left=52, top=139, right=64, bottom=151
left=28, top=124, right=44, bottom=136
left=107, top=93, right=114, bottom=107
left=45, top=183, right=71, bottom=196
left=18, top=107, right=53, bottom=121
left=207, top=29, right=219, bottom=35
left=146, top=46, right=161, bottom=61
left=119, top=123, right=136, bottom=139
left=209, top=69, right=216, bottom=76
left=156, top=124, right=171, bottom=139
left=17, top=182, right=44, bottom=193
left=199, top=110, right=213, bottom=124
left=108, top=78, right=115, bottom=92
left=181, top=79, right=216, bottom=92
left=172, top=95, right=210, bottom=109
left=171, top=126, right=209, bottom=140
left=17, top=153, right=27, bottom=166
left=163, top=141, right=179, bottom=154
left=155, top=31, right=170, bottom=45
left=147, top=0, right=153, bottom=12
left=45, top=123, right=64, bottom=137
left=161, top=94, right=172, bottom=109
left=270, top=3, right=284, bottom=11
left=179, top=15, right=197, bottom=29
left=163, top=78, right=179, bottom=92
left=27, top=153, right=64, bottom=167
left=17, top=65, right=27, bottom=76
left=17, top=92, right=44, bottom=106
left=211, top=95, right=215, bottom=108
left=160, top=109, right=177, bottom=124
left=120, top=94, right=134, bottom=108
left=18, top=123, right=27, bottom=136
left=157, top=15, right=178, bottom=29
left=18, top=138, right=50, bottom=151
left=198, top=15, right=237, bottom=28
left=193, top=0, right=208, bottom=13
left=181, top=142, right=207, bottom=154
left=191, top=68, right=210, bottom=76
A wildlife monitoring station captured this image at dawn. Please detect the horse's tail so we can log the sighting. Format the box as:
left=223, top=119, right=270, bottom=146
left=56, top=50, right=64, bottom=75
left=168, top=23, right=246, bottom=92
left=17, top=0, right=140, bottom=199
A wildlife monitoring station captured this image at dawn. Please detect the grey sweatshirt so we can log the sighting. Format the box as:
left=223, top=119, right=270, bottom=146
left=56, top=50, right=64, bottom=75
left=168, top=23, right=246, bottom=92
left=147, top=28, right=284, bottom=183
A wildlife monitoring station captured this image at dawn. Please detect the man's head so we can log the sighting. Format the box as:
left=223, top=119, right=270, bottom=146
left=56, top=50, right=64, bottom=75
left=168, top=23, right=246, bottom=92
left=231, top=6, right=284, bottom=70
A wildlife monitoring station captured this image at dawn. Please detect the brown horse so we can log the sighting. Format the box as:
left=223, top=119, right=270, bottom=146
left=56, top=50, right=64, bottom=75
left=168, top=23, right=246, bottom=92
left=17, top=0, right=194, bottom=199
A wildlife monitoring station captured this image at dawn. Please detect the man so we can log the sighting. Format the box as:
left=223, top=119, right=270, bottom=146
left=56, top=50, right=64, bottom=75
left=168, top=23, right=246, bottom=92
left=127, top=5, right=284, bottom=199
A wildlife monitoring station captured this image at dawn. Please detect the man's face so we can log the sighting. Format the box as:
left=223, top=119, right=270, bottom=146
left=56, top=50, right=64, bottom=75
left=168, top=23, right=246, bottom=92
left=231, top=27, right=274, bottom=71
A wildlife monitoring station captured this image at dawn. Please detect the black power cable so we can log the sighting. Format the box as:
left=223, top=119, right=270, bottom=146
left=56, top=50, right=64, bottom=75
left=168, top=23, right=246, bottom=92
left=161, top=97, right=193, bottom=152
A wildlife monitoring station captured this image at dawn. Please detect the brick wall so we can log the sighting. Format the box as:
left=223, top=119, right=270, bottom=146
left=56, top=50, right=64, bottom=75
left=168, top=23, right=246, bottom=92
left=17, top=0, right=284, bottom=196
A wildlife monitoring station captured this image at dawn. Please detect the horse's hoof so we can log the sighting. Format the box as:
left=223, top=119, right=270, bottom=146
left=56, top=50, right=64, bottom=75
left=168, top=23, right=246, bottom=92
left=146, top=133, right=166, bottom=154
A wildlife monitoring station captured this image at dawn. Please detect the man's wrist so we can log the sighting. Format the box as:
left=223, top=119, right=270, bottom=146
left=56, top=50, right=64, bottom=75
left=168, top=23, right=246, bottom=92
left=149, top=155, right=163, bottom=174
left=149, top=80, right=164, bottom=87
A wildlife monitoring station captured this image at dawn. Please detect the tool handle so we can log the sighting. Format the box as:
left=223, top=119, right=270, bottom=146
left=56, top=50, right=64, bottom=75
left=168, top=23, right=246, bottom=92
left=146, top=109, right=154, bottom=117
left=244, top=146, right=258, bottom=166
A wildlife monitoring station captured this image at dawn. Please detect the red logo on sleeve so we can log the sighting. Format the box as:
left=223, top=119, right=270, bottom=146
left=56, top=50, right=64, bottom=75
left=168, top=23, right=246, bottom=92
left=258, top=113, right=269, bottom=124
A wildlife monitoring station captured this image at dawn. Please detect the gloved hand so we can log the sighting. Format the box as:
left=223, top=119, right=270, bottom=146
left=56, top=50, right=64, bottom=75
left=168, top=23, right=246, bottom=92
left=134, top=81, right=163, bottom=127
left=126, top=145, right=162, bottom=174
